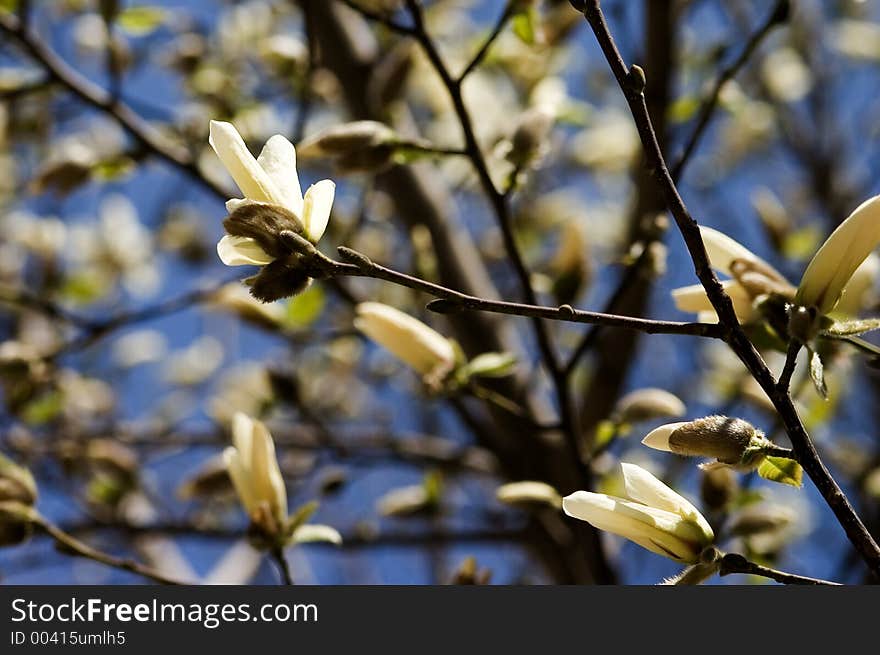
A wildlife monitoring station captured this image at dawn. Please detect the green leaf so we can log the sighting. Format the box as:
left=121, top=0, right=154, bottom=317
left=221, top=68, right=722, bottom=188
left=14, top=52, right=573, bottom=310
left=822, top=318, right=880, bottom=337
left=809, top=349, right=828, bottom=399
left=283, top=284, right=325, bottom=328
left=667, top=95, right=700, bottom=124
left=0, top=0, right=18, bottom=14
left=284, top=500, right=319, bottom=538
left=58, top=271, right=110, bottom=305
left=511, top=9, right=537, bottom=45
left=460, top=352, right=517, bottom=379
left=423, top=470, right=443, bottom=505
left=21, top=391, right=63, bottom=426
left=117, top=7, right=166, bottom=36
left=757, top=456, right=803, bottom=487
left=593, top=420, right=620, bottom=451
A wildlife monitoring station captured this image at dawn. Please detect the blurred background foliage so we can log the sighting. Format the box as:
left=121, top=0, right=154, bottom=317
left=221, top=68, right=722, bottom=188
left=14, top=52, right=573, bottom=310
left=1, top=0, right=880, bottom=584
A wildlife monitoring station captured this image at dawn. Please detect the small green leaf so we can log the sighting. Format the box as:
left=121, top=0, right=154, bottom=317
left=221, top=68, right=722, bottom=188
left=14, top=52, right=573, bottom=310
left=667, top=95, right=700, bottom=124
left=809, top=349, right=828, bottom=399
left=117, top=7, right=166, bottom=36
left=460, top=352, right=517, bottom=379
left=822, top=318, right=880, bottom=337
left=593, top=420, right=619, bottom=451
left=757, top=456, right=803, bottom=487
left=284, top=500, right=319, bottom=537
left=21, top=391, right=63, bottom=426
left=283, top=284, right=325, bottom=328
left=511, top=9, right=537, bottom=45
left=423, top=470, right=443, bottom=505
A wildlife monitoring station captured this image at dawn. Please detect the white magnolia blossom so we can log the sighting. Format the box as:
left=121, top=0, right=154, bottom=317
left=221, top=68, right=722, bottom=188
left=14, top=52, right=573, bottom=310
left=209, top=120, right=335, bottom=266
left=796, top=195, right=880, bottom=315
left=562, top=463, right=714, bottom=563
left=223, top=412, right=288, bottom=534
left=674, top=197, right=880, bottom=322
left=671, top=226, right=789, bottom=323
left=354, top=302, right=456, bottom=378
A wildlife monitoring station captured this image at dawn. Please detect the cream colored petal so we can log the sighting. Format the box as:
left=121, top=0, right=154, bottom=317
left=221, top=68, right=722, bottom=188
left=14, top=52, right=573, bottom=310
left=562, top=491, right=703, bottom=562
left=291, top=524, right=342, bottom=545
left=209, top=120, right=284, bottom=204
left=700, top=226, right=779, bottom=278
left=257, top=134, right=303, bottom=217
left=223, top=447, right=257, bottom=518
left=797, top=195, right=880, bottom=314
left=354, top=302, right=455, bottom=375
left=302, top=180, right=335, bottom=243
left=231, top=412, right=255, bottom=463
left=225, top=198, right=253, bottom=214
left=216, top=235, right=274, bottom=266
left=832, top=253, right=880, bottom=318
left=672, top=280, right=754, bottom=322
left=249, top=419, right=287, bottom=521
left=496, top=481, right=562, bottom=508
left=641, top=422, right=688, bottom=453
left=621, top=463, right=694, bottom=515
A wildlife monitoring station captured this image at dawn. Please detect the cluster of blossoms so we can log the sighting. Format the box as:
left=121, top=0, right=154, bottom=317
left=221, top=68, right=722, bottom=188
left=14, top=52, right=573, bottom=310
left=207, top=120, right=879, bottom=579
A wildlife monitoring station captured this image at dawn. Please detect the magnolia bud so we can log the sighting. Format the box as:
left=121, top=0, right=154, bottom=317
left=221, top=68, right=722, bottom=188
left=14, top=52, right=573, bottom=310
left=507, top=106, right=555, bottom=167
left=613, top=388, right=686, bottom=425
left=643, top=416, right=763, bottom=465
left=700, top=466, right=738, bottom=511
left=496, top=481, right=562, bottom=509
left=0, top=501, right=37, bottom=547
left=298, top=121, right=398, bottom=172
left=0, top=453, right=37, bottom=505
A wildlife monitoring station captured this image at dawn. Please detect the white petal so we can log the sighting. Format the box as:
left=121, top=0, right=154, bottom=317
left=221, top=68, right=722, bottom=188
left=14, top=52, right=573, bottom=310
left=302, top=180, right=335, bottom=242
left=833, top=252, right=880, bottom=317
left=249, top=419, right=287, bottom=522
left=672, top=280, right=755, bottom=322
left=796, top=195, right=880, bottom=314
left=354, top=302, right=455, bottom=375
left=562, top=491, right=704, bottom=562
left=225, top=198, right=253, bottom=214
left=257, top=134, right=303, bottom=217
left=700, top=226, right=779, bottom=279
left=231, top=412, right=255, bottom=461
left=641, top=422, right=687, bottom=453
left=496, top=481, right=562, bottom=508
left=216, top=235, right=274, bottom=266
left=223, top=446, right=257, bottom=518
left=291, top=524, right=342, bottom=545
left=209, top=120, right=284, bottom=205
left=621, top=463, right=714, bottom=542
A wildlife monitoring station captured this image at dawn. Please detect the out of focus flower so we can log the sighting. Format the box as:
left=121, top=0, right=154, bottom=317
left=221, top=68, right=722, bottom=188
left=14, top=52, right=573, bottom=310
left=354, top=302, right=456, bottom=387
left=562, top=463, right=714, bottom=563
left=224, top=412, right=287, bottom=537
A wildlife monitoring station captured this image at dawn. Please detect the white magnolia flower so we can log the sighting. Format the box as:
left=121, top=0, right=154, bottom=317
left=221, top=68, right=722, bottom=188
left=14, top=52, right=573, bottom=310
left=354, top=302, right=456, bottom=380
left=795, top=195, right=880, bottom=315
left=671, top=226, right=792, bottom=323
left=562, top=463, right=714, bottom=563
left=223, top=412, right=288, bottom=535
left=209, top=120, right=335, bottom=266
left=674, top=196, right=880, bottom=323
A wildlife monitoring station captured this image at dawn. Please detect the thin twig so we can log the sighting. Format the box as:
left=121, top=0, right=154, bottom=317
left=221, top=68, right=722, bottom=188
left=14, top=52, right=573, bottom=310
left=719, top=553, right=840, bottom=586
left=671, top=0, right=788, bottom=181
left=457, top=0, right=517, bottom=84
left=333, top=247, right=724, bottom=337
left=777, top=340, right=801, bottom=392
left=36, top=518, right=184, bottom=585
left=271, top=546, right=295, bottom=585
